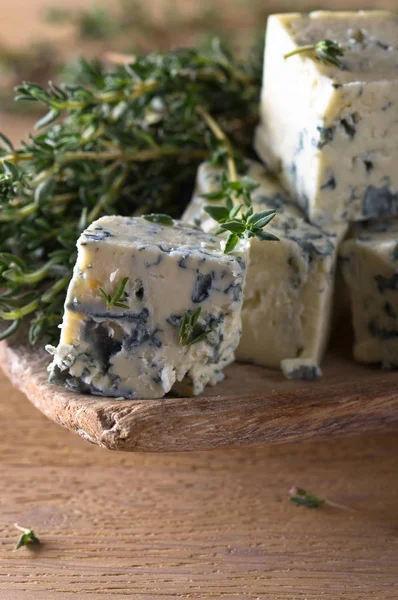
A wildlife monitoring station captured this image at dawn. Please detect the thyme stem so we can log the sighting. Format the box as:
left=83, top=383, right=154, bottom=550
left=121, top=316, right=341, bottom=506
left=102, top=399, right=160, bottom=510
left=62, top=147, right=208, bottom=164
left=196, top=105, right=237, bottom=182
left=1, top=148, right=209, bottom=166
left=41, top=274, right=71, bottom=303
left=0, top=203, right=37, bottom=222
left=284, top=45, right=318, bottom=59
left=0, top=319, right=20, bottom=341
left=88, top=166, right=129, bottom=222
left=51, top=193, right=78, bottom=206
left=3, top=257, right=61, bottom=284
left=284, top=40, right=345, bottom=69
left=0, top=299, right=40, bottom=320
left=0, top=153, right=33, bottom=165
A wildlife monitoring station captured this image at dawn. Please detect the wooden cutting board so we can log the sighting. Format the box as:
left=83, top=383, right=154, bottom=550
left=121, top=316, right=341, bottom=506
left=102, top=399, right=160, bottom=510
left=1, top=332, right=398, bottom=452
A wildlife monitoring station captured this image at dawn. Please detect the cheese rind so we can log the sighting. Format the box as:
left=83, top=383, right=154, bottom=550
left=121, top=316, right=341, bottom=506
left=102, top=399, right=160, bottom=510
left=48, top=216, right=247, bottom=399
left=256, top=11, right=398, bottom=225
left=280, top=358, right=322, bottom=380
left=183, top=161, right=347, bottom=372
left=340, top=219, right=398, bottom=368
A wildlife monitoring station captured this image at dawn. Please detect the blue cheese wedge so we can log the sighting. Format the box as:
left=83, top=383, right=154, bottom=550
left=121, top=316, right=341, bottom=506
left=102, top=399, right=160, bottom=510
left=255, top=10, right=398, bottom=226
left=47, top=216, right=247, bottom=399
left=340, top=219, right=398, bottom=368
left=182, top=160, right=347, bottom=375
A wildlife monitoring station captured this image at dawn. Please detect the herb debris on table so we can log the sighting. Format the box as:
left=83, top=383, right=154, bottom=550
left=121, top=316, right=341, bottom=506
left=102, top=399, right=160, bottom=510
left=289, top=486, right=355, bottom=511
left=14, top=523, right=41, bottom=550
left=289, top=486, right=325, bottom=509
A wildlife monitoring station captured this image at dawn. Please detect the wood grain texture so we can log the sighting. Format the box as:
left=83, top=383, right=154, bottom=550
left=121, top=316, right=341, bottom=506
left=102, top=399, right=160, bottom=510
left=1, top=335, right=398, bottom=452
left=0, top=365, right=398, bottom=599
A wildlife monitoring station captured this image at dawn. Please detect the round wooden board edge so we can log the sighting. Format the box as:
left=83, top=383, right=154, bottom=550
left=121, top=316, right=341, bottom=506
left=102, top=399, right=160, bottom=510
left=1, top=339, right=398, bottom=452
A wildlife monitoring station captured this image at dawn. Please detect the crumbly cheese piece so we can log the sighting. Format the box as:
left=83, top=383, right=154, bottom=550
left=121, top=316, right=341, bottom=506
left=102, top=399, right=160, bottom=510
left=281, top=358, right=322, bottom=380
left=340, top=219, right=398, bottom=368
left=255, top=10, right=398, bottom=226
left=182, top=160, right=347, bottom=373
left=47, top=216, right=247, bottom=399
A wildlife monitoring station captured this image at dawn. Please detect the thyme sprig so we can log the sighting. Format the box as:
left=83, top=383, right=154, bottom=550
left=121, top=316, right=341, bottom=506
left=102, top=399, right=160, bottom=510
left=284, top=39, right=345, bottom=69
left=0, top=43, right=261, bottom=344
left=99, top=277, right=129, bottom=310
left=14, top=523, right=41, bottom=550
left=198, top=106, right=278, bottom=253
left=179, top=307, right=210, bottom=346
left=202, top=172, right=279, bottom=253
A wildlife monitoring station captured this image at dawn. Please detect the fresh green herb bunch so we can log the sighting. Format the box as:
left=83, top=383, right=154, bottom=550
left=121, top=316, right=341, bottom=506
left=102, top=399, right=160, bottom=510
left=0, top=42, right=261, bottom=345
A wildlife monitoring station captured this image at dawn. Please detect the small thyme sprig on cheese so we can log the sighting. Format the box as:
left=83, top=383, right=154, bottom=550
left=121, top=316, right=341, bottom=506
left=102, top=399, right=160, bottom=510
left=202, top=172, right=279, bottom=253
left=179, top=307, right=210, bottom=346
left=197, top=106, right=278, bottom=253
left=284, top=39, right=345, bottom=69
left=14, top=523, right=41, bottom=550
left=99, top=277, right=129, bottom=310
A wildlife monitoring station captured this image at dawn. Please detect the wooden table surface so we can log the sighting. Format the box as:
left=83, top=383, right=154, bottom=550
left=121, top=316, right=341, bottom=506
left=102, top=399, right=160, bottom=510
left=0, top=1, right=398, bottom=598
left=0, top=368, right=398, bottom=599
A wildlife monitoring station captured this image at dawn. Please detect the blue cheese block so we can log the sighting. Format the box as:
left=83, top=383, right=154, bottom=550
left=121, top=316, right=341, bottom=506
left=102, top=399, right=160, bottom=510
left=182, top=160, right=347, bottom=373
left=340, top=219, right=398, bottom=368
left=256, top=11, right=398, bottom=226
left=47, top=216, right=247, bottom=399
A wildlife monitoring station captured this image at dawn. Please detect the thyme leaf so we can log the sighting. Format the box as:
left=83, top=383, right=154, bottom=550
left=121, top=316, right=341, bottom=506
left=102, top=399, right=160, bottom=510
left=203, top=177, right=278, bottom=253
left=99, top=277, right=129, bottom=310
left=179, top=307, right=210, bottom=346
left=143, top=214, right=174, bottom=226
